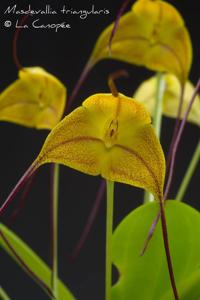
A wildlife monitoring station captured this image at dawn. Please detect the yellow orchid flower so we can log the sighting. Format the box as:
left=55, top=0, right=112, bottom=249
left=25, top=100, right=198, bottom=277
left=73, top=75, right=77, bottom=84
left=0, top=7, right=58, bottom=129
left=0, top=67, right=66, bottom=129
left=88, top=0, right=192, bottom=85
left=35, top=93, right=166, bottom=201
left=134, top=74, right=200, bottom=126
left=0, top=91, right=175, bottom=299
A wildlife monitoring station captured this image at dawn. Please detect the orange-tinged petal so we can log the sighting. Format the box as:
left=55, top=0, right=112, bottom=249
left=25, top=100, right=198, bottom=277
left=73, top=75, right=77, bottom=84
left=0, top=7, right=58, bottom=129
left=89, top=0, right=192, bottom=84
left=36, top=93, right=165, bottom=200
left=0, top=67, right=66, bottom=129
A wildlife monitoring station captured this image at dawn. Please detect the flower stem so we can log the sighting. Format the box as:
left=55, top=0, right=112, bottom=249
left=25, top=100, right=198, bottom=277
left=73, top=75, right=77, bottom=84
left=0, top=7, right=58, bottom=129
left=144, top=72, right=165, bottom=203
left=65, top=60, right=92, bottom=113
left=176, top=141, right=200, bottom=202
left=105, top=180, right=114, bottom=300
left=166, top=85, right=185, bottom=172
left=71, top=179, right=106, bottom=261
left=141, top=78, right=200, bottom=256
left=159, top=200, right=179, bottom=300
left=153, top=72, right=165, bottom=137
left=164, top=78, right=200, bottom=200
left=51, top=163, right=60, bottom=300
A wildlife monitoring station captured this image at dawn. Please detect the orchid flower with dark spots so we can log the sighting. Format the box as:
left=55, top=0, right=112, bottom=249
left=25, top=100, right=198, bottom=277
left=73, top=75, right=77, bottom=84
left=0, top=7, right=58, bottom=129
left=35, top=92, right=165, bottom=201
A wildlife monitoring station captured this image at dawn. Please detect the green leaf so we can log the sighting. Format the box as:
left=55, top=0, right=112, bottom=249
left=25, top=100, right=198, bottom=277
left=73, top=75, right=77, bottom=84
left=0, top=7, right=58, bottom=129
left=162, top=270, right=200, bottom=300
left=134, top=74, right=200, bottom=126
left=0, top=286, right=10, bottom=300
left=112, top=200, right=200, bottom=300
left=0, top=224, right=75, bottom=300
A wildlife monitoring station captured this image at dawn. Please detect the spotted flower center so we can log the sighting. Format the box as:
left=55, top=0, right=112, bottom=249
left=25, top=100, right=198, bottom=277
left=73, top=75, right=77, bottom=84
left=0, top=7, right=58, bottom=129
left=104, top=119, right=118, bottom=148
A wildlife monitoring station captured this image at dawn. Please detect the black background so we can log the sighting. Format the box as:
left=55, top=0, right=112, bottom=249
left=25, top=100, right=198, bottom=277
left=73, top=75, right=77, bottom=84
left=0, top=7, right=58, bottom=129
left=0, top=0, right=199, bottom=299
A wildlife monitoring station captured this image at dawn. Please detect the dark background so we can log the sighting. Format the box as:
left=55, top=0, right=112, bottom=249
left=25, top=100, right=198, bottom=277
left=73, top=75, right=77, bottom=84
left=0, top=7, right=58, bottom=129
left=0, top=0, right=199, bottom=299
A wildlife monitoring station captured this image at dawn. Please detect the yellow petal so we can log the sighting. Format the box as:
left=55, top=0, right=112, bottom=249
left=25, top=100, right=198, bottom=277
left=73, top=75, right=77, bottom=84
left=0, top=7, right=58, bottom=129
left=134, top=74, right=200, bottom=126
left=0, top=67, right=66, bottom=129
left=36, top=93, right=165, bottom=201
left=89, top=0, right=192, bottom=84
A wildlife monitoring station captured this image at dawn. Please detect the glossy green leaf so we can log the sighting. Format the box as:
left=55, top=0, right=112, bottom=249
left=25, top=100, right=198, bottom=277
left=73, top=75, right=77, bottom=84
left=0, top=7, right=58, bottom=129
left=112, top=201, right=200, bottom=300
left=134, top=74, right=200, bottom=126
left=0, top=67, right=67, bottom=129
left=0, top=224, right=75, bottom=300
left=35, top=93, right=165, bottom=201
left=89, top=0, right=192, bottom=84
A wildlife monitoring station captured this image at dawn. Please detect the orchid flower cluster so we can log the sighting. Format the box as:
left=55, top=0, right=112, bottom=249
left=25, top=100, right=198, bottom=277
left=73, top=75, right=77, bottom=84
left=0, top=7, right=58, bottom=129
left=0, top=0, right=199, bottom=300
